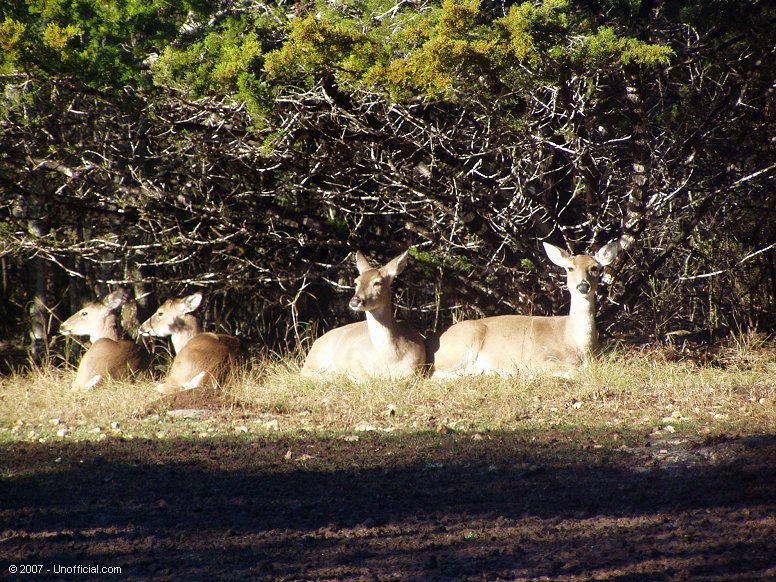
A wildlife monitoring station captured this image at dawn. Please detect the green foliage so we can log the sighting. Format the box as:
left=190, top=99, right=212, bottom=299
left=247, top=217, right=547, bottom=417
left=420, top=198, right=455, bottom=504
left=153, top=7, right=280, bottom=117
left=2, top=0, right=675, bottom=112
left=1, top=0, right=191, bottom=89
left=496, top=0, right=571, bottom=64
left=41, top=21, right=81, bottom=52
left=0, top=18, right=27, bottom=72
left=576, top=26, right=674, bottom=69
left=2, top=0, right=676, bottom=106
left=263, top=13, right=379, bottom=89
left=410, top=247, right=473, bottom=277
left=258, top=0, right=673, bottom=103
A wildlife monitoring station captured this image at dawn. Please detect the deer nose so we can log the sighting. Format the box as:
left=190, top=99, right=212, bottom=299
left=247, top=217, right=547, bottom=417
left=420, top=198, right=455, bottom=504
left=349, top=296, right=363, bottom=310
left=576, top=281, right=591, bottom=295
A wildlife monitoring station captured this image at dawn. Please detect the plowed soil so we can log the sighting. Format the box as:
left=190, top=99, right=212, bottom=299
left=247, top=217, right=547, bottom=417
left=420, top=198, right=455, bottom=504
left=2, top=430, right=776, bottom=581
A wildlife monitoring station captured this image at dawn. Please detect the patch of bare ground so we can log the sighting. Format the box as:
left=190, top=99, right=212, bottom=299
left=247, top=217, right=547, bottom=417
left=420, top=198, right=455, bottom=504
left=2, top=430, right=776, bottom=581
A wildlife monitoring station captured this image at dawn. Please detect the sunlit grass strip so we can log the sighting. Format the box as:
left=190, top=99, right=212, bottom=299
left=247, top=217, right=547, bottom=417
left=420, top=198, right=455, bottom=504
left=1, top=342, right=774, bottom=443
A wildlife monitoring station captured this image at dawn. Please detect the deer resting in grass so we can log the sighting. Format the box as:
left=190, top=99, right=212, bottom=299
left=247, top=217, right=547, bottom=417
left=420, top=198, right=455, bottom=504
left=302, top=250, right=426, bottom=380
left=139, top=292, right=242, bottom=394
left=60, top=289, right=148, bottom=390
left=430, top=241, right=620, bottom=377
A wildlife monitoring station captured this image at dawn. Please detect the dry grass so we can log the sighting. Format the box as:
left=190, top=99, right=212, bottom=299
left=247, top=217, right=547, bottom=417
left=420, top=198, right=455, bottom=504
left=1, top=336, right=773, bottom=444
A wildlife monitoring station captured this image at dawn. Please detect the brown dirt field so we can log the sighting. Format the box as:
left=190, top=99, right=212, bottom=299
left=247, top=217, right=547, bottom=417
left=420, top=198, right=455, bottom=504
left=2, top=429, right=776, bottom=581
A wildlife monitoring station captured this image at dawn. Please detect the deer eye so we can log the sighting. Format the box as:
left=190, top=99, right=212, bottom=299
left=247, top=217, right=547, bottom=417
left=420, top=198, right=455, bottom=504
left=81, top=311, right=88, bottom=317
left=373, top=279, right=383, bottom=288
left=590, top=266, right=600, bottom=276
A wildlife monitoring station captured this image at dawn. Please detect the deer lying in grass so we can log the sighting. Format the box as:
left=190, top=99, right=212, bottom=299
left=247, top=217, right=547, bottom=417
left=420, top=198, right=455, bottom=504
left=139, top=292, right=242, bottom=394
left=302, top=250, right=426, bottom=380
left=430, top=241, right=620, bottom=377
left=60, top=289, right=148, bottom=390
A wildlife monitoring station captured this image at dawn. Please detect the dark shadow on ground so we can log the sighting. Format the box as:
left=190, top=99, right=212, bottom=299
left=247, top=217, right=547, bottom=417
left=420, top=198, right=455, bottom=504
left=2, top=431, right=776, bottom=581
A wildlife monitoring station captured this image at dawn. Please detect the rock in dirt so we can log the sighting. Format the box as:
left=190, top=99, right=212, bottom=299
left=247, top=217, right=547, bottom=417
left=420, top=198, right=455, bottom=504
left=167, top=408, right=213, bottom=419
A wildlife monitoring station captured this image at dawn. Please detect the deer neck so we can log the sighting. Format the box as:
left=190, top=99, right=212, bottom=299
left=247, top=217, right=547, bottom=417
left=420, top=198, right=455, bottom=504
left=93, top=314, right=123, bottom=343
left=364, top=304, right=402, bottom=359
left=566, top=292, right=599, bottom=358
left=170, top=314, right=201, bottom=354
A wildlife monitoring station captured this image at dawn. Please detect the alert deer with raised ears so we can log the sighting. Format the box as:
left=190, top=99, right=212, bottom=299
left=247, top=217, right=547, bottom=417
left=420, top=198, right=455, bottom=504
left=60, top=289, right=149, bottom=391
left=302, top=250, right=427, bottom=380
left=139, top=292, right=243, bottom=394
left=429, top=240, right=620, bottom=377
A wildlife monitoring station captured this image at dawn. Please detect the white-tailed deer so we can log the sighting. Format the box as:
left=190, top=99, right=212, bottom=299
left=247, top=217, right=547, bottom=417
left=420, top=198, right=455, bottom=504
left=60, top=289, right=149, bottom=390
left=430, top=240, right=620, bottom=377
left=302, top=250, right=426, bottom=380
left=139, top=292, right=242, bottom=394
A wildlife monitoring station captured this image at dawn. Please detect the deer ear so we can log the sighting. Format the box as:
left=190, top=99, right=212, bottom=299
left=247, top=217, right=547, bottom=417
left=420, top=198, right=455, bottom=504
left=543, top=242, right=572, bottom=268
left=180, top=292, right=203, bottom=314
left=594, top=240, right=620, bottom=266
left=103, top=289, right=129, bottom=311
left=355, top=251, right=373, bottom=275
left=382, top=250, right=410, bottom=279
